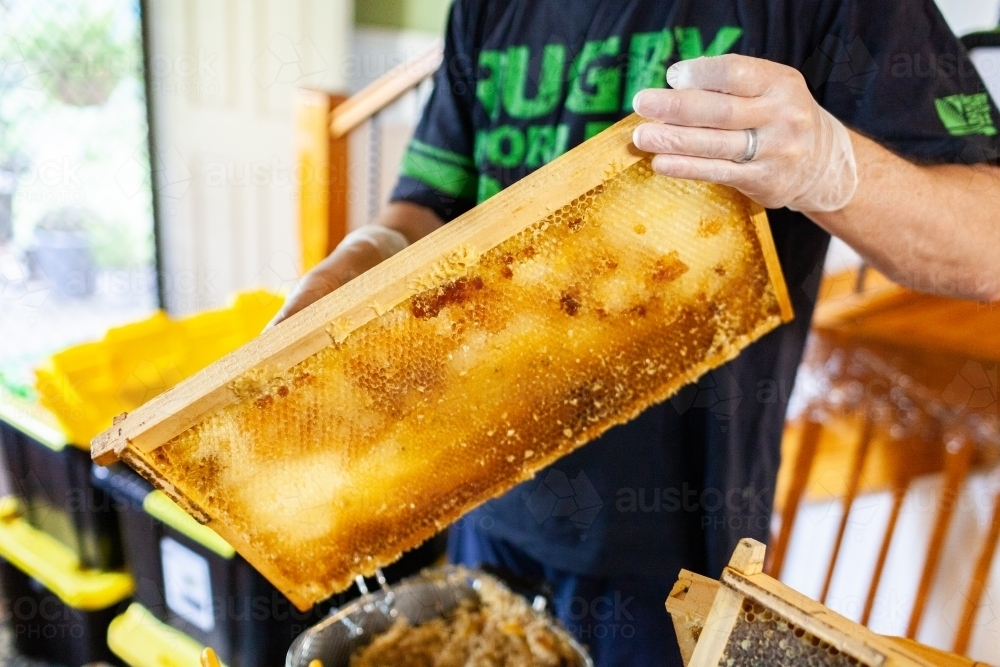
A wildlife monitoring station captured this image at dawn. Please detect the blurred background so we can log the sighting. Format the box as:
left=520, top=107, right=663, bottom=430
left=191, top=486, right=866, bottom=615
left=1, top=0, right=997, bottom=394
left=0, top=1, right=998, bottom=666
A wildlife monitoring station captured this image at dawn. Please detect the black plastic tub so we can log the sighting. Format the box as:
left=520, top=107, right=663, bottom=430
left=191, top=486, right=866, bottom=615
left=1, top=560, right=127, bottom=665
left=93, top=463, right=446, bottom=667
left=0, top=409, right=123, bottom=571
left=0, top=503, right=133, bottom=667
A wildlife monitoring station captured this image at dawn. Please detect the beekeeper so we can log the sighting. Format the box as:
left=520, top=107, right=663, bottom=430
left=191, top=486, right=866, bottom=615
left=273, top=1, right=1000, bottom=665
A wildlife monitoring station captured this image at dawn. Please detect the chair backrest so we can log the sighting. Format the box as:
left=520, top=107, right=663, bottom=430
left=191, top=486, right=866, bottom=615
left=767, top=274, right=1000, bottom=659
left=294, top=40, right=443, bottom=271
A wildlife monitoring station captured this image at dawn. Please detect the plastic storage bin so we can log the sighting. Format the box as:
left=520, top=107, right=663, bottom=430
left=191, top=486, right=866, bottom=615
left=94, top=464, right=447, bottom=667
left=0, top=498, right=133, bottom=666
left=108, top=602, right=212, bottom=667
left=35, top=290, right=284, bottom=447
left=0, top=292, right=284, bottom=571
left=0, top=395, right=123, bottom=570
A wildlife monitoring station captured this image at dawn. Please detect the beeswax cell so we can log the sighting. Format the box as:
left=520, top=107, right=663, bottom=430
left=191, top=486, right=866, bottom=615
left=722, top=600, right=871, bottom=667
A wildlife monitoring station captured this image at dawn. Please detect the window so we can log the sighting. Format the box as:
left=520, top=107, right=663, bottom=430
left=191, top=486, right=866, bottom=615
left=0, top=0, right=158, bottom=397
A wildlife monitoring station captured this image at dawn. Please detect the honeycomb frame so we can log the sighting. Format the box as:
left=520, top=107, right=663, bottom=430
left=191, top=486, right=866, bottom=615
left=676, top=539, right=972, bottom=667
left=93, top=115, right=793, bottom=609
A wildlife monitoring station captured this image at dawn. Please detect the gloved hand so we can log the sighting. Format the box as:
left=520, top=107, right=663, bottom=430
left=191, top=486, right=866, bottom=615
left=268, top=225, right=410, bottom=326
left=632, top=54, right=857, bottom=213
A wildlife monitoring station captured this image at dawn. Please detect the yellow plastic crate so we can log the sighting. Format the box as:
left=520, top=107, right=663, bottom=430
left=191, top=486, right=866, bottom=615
left=35, top=291, right=283, bottom=447
left=108, top=603, right=220, bottom=667
left=0, top=497, right=133, bottom=610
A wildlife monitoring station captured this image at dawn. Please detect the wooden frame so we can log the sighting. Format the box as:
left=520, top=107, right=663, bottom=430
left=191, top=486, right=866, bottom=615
left=92, top=112, right=793, bottom=607
left=669, top=539, right=995, bottom=667
left=93, top=114, right=792, bottom=466
left=296, top=41, right=443, bottom=272
left=666, top=569, right=722, bottom=665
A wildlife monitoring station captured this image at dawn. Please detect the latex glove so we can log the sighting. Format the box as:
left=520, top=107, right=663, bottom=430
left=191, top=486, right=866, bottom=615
left=269, top=225, right=409, bottom=326
left=632, top=54, right=857, bottom=213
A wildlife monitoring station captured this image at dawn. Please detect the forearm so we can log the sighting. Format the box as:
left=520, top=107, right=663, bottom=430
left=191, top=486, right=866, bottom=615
left=307, top=202, right=444, bottom=291
left=271, top=201, right=444, bottom=324
left=809, top=132, right=1000, bottom=302
left=379, top=200, right=447, bottom=246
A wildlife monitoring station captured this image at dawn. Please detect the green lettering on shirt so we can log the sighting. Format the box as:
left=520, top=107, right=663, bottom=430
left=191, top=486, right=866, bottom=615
left=485, top=125, right=527, bottom=167
left=525, top=124, right=570, bottom=167
left=566, top=37, right=622, bottom=114
left=400, top=140, right=477, bottom=200
left=935, top=93, right=997, bottom=137
left=623, top=30, right=675, bottom=111
left=503, top=44, right=567, bottom=119
left=584, top=121, right=614, bottom=139
left=675, top=26, right=743, bottom=60
left=477, top=50, right=505, bottom=121
left=421, top=25, right=749, bottom=202
left=478, top=174, right=502, bottom=203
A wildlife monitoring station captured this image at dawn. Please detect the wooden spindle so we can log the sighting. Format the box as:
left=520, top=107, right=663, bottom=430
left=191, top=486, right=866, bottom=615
left=906, top=436, right=974, bottom=639
left=952, top=486, right=1000, bottom=655
left=767, top=417, right=823, bottom=578
left=861, top=448, right=914, bottom=626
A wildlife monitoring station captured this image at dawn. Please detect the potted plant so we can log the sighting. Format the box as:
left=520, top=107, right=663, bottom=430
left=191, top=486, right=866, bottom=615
left=18, top=8, right=135, bottom=107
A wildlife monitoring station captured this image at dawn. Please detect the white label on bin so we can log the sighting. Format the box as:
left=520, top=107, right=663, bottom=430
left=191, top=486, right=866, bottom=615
left=161, top=536, right=215, bottom=632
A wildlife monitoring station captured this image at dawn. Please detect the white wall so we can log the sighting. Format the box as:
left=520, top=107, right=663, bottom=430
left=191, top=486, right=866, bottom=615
left=147, top=0, right=352, bottom=315
left=934, top=0, right=1000, bottom=36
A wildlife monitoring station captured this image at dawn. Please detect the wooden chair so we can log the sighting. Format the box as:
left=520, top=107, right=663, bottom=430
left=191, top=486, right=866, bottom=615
left=768, top=271, right=1000, bottom=657
left=294, top=39, right=443, bottom=272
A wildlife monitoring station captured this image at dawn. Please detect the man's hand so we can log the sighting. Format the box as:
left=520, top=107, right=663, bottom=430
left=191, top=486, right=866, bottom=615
left=269, top=202, right=444, bottom=326
left=633, top=53, right=1000, bottom=302
left=632, top=54, right=858, bottom=213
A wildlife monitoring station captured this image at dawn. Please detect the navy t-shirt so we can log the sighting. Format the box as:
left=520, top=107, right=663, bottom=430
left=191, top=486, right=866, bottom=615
left=390, top=0, right=1000, bottom=579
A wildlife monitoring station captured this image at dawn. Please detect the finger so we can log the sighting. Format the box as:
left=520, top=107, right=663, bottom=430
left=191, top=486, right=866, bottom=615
left=266, top=274, right=342, bottom=328
left=667, top=54, right=791, bottom=97
left=632, top=88, right=768, bottom=130
left=633, top=123, right=751, bottom=162
left=650, top=153, right=766, bottom=196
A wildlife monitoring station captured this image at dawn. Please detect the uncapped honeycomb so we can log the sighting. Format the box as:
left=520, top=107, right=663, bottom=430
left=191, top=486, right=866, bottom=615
left=120, top=158, right=790, bottom=608
left=721, top=600, right=870, bottom=667
left=349, top=573, right=583, bottom=667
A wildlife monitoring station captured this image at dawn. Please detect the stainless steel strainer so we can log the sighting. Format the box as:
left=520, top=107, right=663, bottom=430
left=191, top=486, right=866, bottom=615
left=285, top=566, right=593, bottom=667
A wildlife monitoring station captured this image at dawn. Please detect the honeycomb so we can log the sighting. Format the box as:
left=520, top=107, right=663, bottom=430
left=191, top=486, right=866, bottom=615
left=348, top=574, right=583, bottom=667
left=119, top=158, right=791, bottom=608
left=720, top=601, right=870, bottom=667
